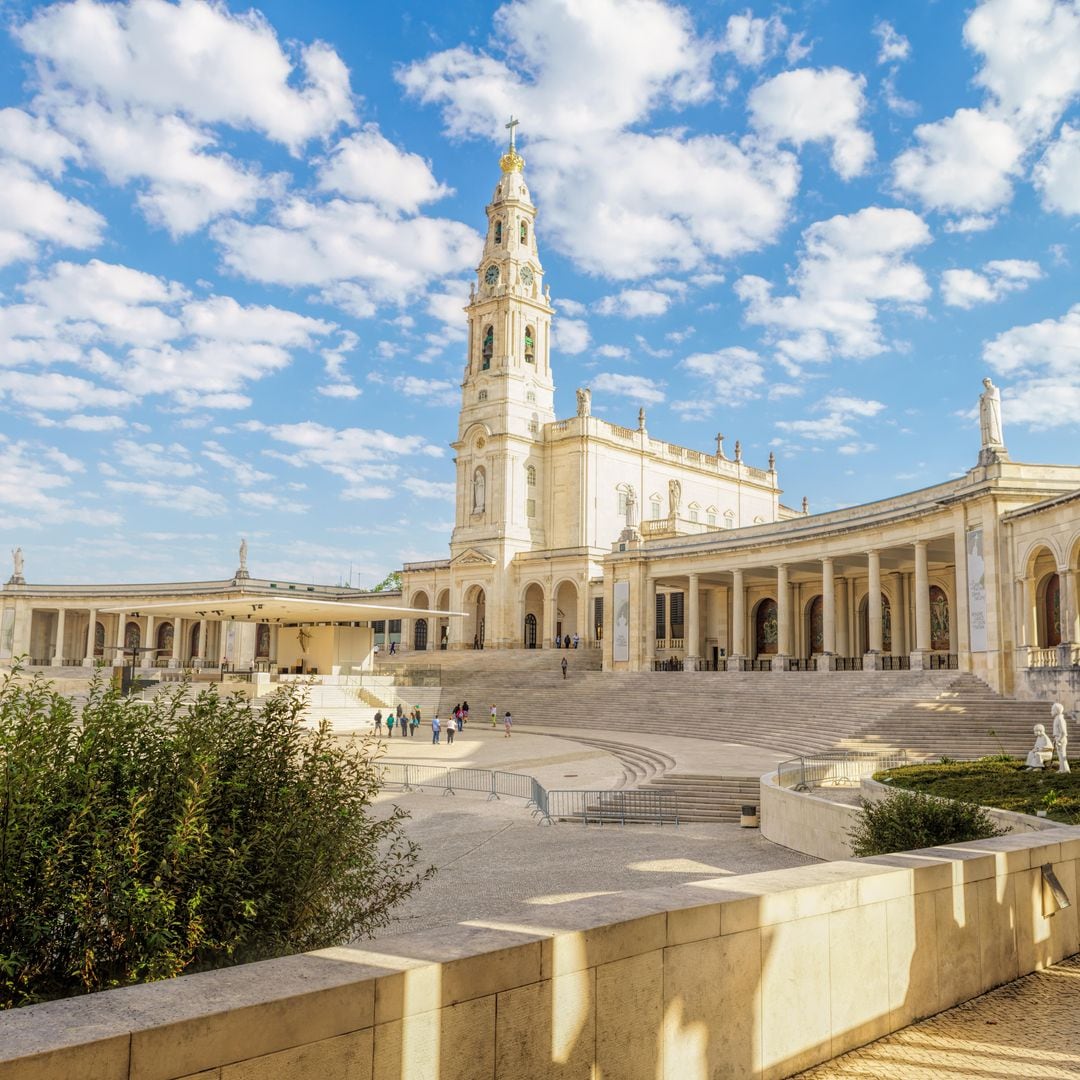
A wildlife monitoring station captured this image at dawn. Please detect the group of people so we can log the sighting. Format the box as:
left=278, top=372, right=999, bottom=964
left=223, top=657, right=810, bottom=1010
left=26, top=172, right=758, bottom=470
left=554, top=633, right=580, bottom=649
left=1025, top=703, right=1071, bottom=772
left=372, top=704, right=422, bottom=737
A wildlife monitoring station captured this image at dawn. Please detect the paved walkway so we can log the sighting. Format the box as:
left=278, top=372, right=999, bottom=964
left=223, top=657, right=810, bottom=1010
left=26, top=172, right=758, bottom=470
left=796, top=954, right=1080, bottom=1079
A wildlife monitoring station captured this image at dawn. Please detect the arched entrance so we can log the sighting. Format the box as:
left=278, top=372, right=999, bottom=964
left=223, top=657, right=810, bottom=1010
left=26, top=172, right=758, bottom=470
left=124, top=621, right=141, bottom=651
left=463, top=585, right=486, bottom=649
left=858, top=595, right=893, bottom=652
left=929, top=586, right=950, bottom=651
left=156, top=621, right=174, bottom=656
left=555, top=579, right=579, bottom=644
left=522, top=583, right=544, bottom=648
left=189, top=622, right=201, bottom=660
left=436, top=589, right=450, bottom=650
left=1040, top=573, right=1062, bottom=647
left=413, top=619, right=428, bottom=650
left=94, top=621, right=105, bottom=657
left=806, top=595, right=824, bottom=655
left=754, top=598, right=778, bottom=656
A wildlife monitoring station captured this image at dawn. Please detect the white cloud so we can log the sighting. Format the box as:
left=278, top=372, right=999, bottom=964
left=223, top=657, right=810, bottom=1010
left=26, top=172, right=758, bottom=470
left=318, top=383, right=362, bottom=399
left=105, top=479, right=226, bottom=516
left=734, top=206, right=932, bottom=365
left=553, top=318, right=590, bottom=355
left=873, top=20, right=910, bottom=64
left=720, top=11, right=788, bottom=67
left=0, top=159, right=104, bottom=268
left=595, top=288, right=671, bottom=318
left=201, top=441, right=272, bottom=487
left=318, top=125, right=451, bottom=214
left=1035, top=123, right=1080, bottom=214
left=776, top=394, right=884, bottom=441
left=16, top=0, right=355, bottom=151
left=400, top=0, right=799, bottom=278
left=893, top=108, right=1023, bottom=220
left=112, top=438, right=201, bottom=477
left=674, top=346, right=765, bottom=418
left=557, top=298, right=587, bottom=317
left=391, top=375, right=459, bottom=407
left=403, top=477, right=456, bottom=500
left=63, top=413, right=125, bottom=431
left=0, top=108, right=79, bottom=173
left=0, top=437, right=120, bottom=526
left=749, top=68, right=874, bottom=179
left=0, top=370, right=134, bottom=412
left=238, top=490, right=308, bottom=514
left=596, top=344, right=629, bottom=359
left=941, top=259, right=1042, bottom=308
left=591, top=372, right=665, bottom=404
left=183, top=295, right=331, bottom=345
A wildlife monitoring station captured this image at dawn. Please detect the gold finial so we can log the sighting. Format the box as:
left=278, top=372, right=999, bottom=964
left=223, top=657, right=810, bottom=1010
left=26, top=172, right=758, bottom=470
left=500, top=114, right=524, bottom=172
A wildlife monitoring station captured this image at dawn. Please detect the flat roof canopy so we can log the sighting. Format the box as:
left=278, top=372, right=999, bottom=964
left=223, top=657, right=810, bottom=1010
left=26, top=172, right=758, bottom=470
left=99, top=596, right=464, bottom=623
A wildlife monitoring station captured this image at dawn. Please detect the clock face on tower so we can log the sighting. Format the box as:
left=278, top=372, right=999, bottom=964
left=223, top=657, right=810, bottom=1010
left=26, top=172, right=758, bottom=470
left=484, top=265, right=499, bottom=286
left=520, top=265, right=534, bottom=288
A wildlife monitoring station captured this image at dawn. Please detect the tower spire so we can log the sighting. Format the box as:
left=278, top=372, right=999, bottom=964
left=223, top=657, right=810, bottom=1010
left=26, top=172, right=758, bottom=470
left=500, top=115, right=525, bottom=174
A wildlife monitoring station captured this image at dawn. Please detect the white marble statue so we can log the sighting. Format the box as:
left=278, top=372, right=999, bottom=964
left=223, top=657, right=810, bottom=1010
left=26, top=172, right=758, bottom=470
left=624, top=486, right=637, bottom=528
left=11, top=547, right=23, bottom=579
left=979, top=377, right=1004, bottom=449
left=1025, top=723, right=1054, bottom=769
left=1052, top=703, right=1070, bottom=774
left=472, top=467, right=485, bottom=512
left=668, top=478, right=681, bottom=518
left=576, top=387, right=591, bottom=417
left=238, top=537, right=248, bottom=572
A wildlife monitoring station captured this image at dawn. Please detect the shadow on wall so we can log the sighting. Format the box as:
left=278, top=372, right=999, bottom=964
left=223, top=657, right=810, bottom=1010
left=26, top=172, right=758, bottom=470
left=0, top=832, right=1077, bottom=1078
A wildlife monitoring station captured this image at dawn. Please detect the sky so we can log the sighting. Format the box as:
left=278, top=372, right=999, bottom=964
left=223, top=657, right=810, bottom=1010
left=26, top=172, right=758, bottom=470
left=0, top=0, right=1078, bottom=586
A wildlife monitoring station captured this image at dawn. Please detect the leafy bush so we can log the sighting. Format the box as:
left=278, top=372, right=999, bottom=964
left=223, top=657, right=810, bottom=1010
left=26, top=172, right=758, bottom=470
left=848, top=789, right=1008, bottom=857
left=0, top=667, right=431, bottom=1008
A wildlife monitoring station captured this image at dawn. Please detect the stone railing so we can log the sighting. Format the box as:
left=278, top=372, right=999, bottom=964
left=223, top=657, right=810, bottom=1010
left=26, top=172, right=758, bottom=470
left=1027, top=644, right=1080, bottom=669
left=641, top=517, right=721, bottom=539
left=2, top=830, right=1078, bottom=1079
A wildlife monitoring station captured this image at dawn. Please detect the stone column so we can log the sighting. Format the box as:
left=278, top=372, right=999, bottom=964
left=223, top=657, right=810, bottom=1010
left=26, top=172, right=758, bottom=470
left=576, top=583, right=589, bottom=648
left=835, top=578, right=849, bottom=657
left=1022, top=577, right=1037, bottom=653
left=84, top=607, right=97, bottom=667
left=114, top=612, right=126, bottom=657
left=644, top=578, right=657, bottom=671
left=865, top=551, right=882, bottom=668
left=820, top=558, right=835, bottom=670
left=172, top=619, right=183, bottom=667
left=775, top=564, right=791, bottom=669
left=545, top=590, right=558, bottom=648
left=1061, top=568, right=1078, bottom=644
left=686, top=573, right=700, bottom=670
left=198, top=618, right=208, bottom=662
left=911, top=541, right=931, bottom=668
left=731, top=569, right=746, bottom=669
left=888, top=572, right=905, bottom=657
left=53, top=608, right=66, bottom=664
left=144, top=616, right=155, bottom=668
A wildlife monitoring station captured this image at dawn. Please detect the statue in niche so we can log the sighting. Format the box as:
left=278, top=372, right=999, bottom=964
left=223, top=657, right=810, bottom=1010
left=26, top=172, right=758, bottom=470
left=1052, top=703, right=1070, bottom=774
left=979, top=377, right=1005, bottom=449
left=576, top=387, right=591, bottom=417
left=10, top=547, right=24, bottom=581
left=668, top=479, right=681, bottom=518
left=1025, top=723, right=1054, bottom=769
left=624, top=486, right=637, bottom=528
left=472, top=467, right=486, bottom=512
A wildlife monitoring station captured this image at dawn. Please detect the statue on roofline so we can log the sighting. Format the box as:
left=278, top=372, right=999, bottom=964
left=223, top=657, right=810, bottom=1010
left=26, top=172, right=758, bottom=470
left=10, top=547, right=24, bottom=581
left=978, top=377, right=1006, bottom=463
left=576, top=387, right=591, bottom=417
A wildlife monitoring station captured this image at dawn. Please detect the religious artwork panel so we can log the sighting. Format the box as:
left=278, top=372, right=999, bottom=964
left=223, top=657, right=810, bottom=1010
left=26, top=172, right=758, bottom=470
left=967, top=527, right=988, bottom=652
left=1044, top=573, right=1062, bottom=647
left=930, top=586, right=950, bottom=651
left=613, top=580, right=630, bottom=662
left=125, top=621, right=141, bottom=650
left=256, top=623, right=271, bottom=658
left=156, top=621, right=174, bottom=654
left=0, top=609, right=14, bottom=659
left=881, top=595, right=892, bottom=654
left=808, top=595, right=824, bottom=654
left=755, top=598, right=778, bottom=655
left=94, top=621, right=105, bottom=657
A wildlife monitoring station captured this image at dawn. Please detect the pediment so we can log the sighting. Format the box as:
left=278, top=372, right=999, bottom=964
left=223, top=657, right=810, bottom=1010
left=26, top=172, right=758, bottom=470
left=451, top=548, right=497, bottom=567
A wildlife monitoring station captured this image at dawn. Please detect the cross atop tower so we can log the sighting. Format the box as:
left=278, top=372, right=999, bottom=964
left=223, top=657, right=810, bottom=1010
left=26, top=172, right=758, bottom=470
left=505, top=115, right=520, bottom=150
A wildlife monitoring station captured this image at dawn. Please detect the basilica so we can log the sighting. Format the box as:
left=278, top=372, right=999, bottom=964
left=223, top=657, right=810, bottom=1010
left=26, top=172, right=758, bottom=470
left=3, top=138, right=1080, bottom=706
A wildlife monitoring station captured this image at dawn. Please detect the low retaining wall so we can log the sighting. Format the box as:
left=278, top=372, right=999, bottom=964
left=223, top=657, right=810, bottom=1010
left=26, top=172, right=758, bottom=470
left=760, top=770, right=861, bottom=860
left=3, top=830, right=1079, bottom=1080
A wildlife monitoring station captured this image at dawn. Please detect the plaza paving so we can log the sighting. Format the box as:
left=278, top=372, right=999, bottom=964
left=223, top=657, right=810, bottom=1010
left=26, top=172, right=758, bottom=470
left=795, top=954, right=1080, bottom=1079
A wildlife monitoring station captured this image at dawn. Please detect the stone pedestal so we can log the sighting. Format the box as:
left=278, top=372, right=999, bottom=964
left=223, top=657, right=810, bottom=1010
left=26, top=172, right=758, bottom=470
left=863, top=651, right=882, bottom=671
left=909, top=649, right=930, bottom=671
left=683, top=655, right=701, bottom=671
left=772, top=654, right=791, bottom=673
left=727, top=655, right=747, bottom=671
left=815, top=653, right=836, bottom=673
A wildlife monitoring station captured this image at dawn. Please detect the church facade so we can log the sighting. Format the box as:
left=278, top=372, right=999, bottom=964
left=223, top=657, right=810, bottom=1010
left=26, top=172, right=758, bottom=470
left=4, top=138, right=1080, bottom=705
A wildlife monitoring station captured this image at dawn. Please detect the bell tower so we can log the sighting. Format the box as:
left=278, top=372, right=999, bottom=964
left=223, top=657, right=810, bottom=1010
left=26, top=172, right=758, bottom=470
left=451, top=119, right=555, bottom=563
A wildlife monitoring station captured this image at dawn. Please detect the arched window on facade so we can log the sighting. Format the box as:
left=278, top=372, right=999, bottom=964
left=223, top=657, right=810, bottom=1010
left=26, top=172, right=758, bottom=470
left=94, top=621, right=105, bottom=657
left=520, top=220, right=528, bottom=244
left=481, top=325, right=493, bottom=370
left=526, top=390, right=536, bottom=403
left=413, top=619, right=428, bottom=651
left=494, top=220, right=502, bottom=245
left=524, top=612, right=537, bottom=648
left=189, top=622, right=200, bottom=660
left=478, top=389, right=488, bottom=401
left=524, top=325, right=535, bottom=364
left=808, top=596, right=824, bottom=655
left=755, top=599, right=778, bottom=656
left=526, top=464, right=536, bottom=487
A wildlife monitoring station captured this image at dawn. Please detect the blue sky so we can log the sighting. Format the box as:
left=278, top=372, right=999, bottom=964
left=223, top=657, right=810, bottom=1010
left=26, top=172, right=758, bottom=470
left=1, top=0, right=1078, bottom=585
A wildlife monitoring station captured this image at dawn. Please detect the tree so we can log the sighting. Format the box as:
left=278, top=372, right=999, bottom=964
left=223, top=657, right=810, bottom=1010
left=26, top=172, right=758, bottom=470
left=0, top=667, right=431, bottom=1008
left=369, top=570, right=403, bottom=593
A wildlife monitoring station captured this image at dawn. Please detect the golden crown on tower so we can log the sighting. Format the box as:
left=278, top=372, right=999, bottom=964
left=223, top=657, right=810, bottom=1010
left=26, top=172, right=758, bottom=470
left=500, top=114, right=525, bottom=172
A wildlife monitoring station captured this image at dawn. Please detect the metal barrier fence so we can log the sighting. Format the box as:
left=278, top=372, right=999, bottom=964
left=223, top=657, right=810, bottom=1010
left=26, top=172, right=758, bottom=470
left=776, top=750, right=912, bottom=792
left=378, top=760, right=678, bottom=827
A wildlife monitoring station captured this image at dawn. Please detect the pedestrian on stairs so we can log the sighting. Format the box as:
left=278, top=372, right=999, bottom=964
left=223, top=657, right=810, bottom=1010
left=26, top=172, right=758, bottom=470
left=386, top=712, right=394, bottom=737
left=431, top=714, right=441, bottom=744
left=462, top=700, right=470, bottom=724
left=561, top=656, right=568, bottom=679
left=374, top=709, right=383, bottom=736
left=491, top=703, right=498, bottom=727
left=446, top=718, right=455, bottom=745
left=411, top=708, right=420, bottom=736
left=396, top=703, right=405, bottom=736
left=504, top=711, right=513, bottom=738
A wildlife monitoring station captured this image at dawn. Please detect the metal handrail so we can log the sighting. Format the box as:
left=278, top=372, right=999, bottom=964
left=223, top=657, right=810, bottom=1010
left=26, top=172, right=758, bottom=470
left=776, top=750, right=911, bottom=792
left=378, top=760, right=678, bottom=827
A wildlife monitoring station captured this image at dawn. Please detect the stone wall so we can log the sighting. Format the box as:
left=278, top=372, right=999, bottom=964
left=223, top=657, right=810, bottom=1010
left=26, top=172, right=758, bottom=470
left=759, top=770, right=860, bottom=861
left=2, top=830, right=1078, bottom=1080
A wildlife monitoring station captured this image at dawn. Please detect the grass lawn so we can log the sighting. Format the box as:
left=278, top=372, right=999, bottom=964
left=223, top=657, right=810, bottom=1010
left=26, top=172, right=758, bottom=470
left=874, top=758, right=1080, bottom=824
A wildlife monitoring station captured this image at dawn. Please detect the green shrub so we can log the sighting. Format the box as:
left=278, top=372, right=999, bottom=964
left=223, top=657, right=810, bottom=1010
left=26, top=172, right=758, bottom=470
left=0, top=667, right=432, bottom=1008
left=848, top=789, right=1008, bottom=857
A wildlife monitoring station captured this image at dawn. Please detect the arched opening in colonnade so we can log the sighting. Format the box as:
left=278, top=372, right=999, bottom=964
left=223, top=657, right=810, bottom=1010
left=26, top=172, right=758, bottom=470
left=189, top=623, right=200, bottom=660
left=929, top=585, right=951, bottom=651
left=753, top=597, right=778, bottom=656
left=411, top=591, right=430, bottom=652
left=805, top=595, right=824, bottom=656
left=124, top=621, right=141, bottom=651
left=554, top=579, right=579, bottom=644
left=522, top=582, right=544, bottom=648
left=463, top=585, right=486, bottom=649
left=435, top=589, right=450, bottom=649
left=155, top=622, right=173, bottom=658
left=857, top=594, right=892, bottom=653
left=1039, top=573, right=1062, bottom=647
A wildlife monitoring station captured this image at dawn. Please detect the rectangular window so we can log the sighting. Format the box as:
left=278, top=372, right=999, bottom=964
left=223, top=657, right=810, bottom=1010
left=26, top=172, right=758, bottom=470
left=618, top=492, right=628, bottom=516
left=669, top=592, right=684, bottom=637
left=655, top=593, right=666, bottom=640
left=651, top=500, right=662, bottom=520
left=707, top=512, right=716, bottom=526
left=689, top=508, right=699, bottom=523
left=593, top=596, right=604, bottom=640
left=526, top=498, right=536, bottom=517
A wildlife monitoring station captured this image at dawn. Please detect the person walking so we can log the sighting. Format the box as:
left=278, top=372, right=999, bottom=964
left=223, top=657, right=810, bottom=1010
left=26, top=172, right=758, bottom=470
left=374, top=709, right=383, bottom=736
left=490, top=703, right=498, bottom=728
left=431, top=714, right=441, bottom=744
left=561, top=656, right=568, bottom=679
left=411, top=708, right=420, bottom=737
left=572, top=632, right=579, bottom=649
left=503, top=710, right=513, bottom=738
left=462, top=700, right=470, bottom=724
left=385, top=711, right=394, bottom=737
left=446, top=718, right=455, bottom=745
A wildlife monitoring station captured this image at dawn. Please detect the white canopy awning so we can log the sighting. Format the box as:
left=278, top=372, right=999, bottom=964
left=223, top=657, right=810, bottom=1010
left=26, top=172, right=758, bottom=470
left=99, top=596, right=463, bottom=623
